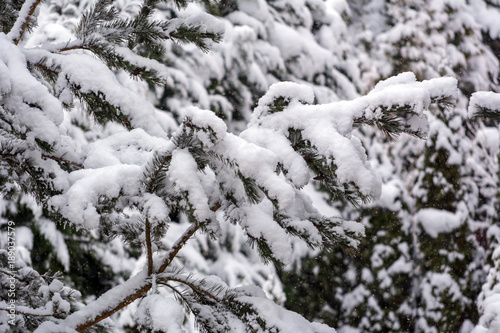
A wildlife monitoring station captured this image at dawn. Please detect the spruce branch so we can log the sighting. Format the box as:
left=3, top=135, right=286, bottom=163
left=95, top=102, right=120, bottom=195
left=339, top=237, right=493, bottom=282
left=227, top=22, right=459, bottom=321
left=73, top=88, right=133, bottom=130
left=157, top=275, right=222, bottom=303
left=468, top=92, right=500, bottom=124
left=354, top=104, right=425, bottom=140
left=0, top=1, right=23, bottom=34
left=144, top=152, right=172, bottom=194
left=9, top=0, right=42, bottom=45
left=471, top=106, right=500, bottom=121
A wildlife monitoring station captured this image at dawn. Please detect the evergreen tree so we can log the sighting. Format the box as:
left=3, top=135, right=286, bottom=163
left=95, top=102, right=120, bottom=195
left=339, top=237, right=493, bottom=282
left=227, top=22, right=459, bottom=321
left=468, top=92, right=500, bottom=333
left=0, top=0, right=459, bottom=331
left=280, top=1, right=500, bottom=332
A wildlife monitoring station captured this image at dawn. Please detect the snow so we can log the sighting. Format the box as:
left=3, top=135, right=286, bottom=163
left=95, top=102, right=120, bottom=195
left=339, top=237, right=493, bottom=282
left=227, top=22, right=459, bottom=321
left=24, top=49, right=167, bottom=137
left=0, top=33, right=63, bottom=147
left=49, top=164, right=143, bottom=229
left=468, top=0, right=500, bottom=39
left=416, top=208, right=464, bottom=238
left=135, top=295, right=185, bottom=333
left=169, top=148, right=215, bottom=223
left=469, top=91, right=500, bottom=118
left=2, top=0, right=499, bottom=332
left=236, top=286, right=336, bottom=333
left=36, top=218, right=70, bottom=271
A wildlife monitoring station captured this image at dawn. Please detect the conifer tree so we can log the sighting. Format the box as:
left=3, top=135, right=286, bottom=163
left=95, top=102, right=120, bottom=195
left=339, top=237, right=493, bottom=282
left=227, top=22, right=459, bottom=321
left=280, top=1, right=500, bottom=332
left=0, top=0, right=460, bottom=332
left=468, top=92, right=500, bottom=333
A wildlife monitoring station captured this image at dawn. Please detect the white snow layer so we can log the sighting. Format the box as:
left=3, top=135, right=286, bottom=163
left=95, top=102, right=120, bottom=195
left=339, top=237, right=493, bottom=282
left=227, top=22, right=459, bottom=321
left=416, top=208, right=464, bottom=238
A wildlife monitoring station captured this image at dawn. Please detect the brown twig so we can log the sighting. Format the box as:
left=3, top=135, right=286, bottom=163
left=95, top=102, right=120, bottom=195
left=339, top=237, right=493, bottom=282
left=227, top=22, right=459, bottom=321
left=58, top=45, right=90, bottom=53
left=157, top=223, right=200, bottom=273
left=145, top=218, right=153, bottom=275
left=74, top=280, right=151, bottom=332
left=41, top=154, right=84, bottom=170
left=12, top=0, right=43, bottom=45
left=72, top=222, right=200, bottom=332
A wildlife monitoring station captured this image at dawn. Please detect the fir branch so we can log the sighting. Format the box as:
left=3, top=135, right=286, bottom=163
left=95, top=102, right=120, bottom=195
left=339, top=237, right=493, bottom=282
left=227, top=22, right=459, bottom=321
left=70, top=221, right=202, bottom=332
left=72, top=88, right=133, bottom=130
left=471, top=106, right=500, bottom=121
left=354, top=104, right=424, bottom=140
left=288, top=129, right=370, bottom=206
left=158, top=275, right=222, bottom=303
left=9, top=0, right=43, bottom=45
left=167, top=23, right=223, bottom=53
left=76, top=0, right=117, bottom=40
left=144, top=152, right=172, bottom=194
left=0, top=1, right=24, bottom=34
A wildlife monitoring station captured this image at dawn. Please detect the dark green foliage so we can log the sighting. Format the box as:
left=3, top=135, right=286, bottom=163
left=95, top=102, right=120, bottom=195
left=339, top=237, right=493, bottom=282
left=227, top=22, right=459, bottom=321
left=288, top=128, right=371, bottom=207
left=0, top=0, right=25, bottom=33
left=281, top=208, right=416, bottom=331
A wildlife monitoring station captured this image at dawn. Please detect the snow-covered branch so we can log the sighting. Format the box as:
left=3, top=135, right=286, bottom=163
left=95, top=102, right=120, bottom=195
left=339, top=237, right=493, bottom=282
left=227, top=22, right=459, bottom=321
left=7, top=0, right=42, bottom=45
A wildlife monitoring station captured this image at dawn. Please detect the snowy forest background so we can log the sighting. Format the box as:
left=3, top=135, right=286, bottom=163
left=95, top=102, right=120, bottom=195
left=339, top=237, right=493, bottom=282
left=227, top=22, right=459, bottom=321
left=0, top=0, right=499, bottom=332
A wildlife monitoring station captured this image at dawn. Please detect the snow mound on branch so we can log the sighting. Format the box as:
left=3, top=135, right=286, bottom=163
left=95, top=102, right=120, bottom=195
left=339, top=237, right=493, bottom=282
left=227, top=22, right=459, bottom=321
left=469, top=91, right=500, bottom=118
left=135, top=295, right=185, bottom=333
left=0, top=33, right=63, bottom=147
left=236, top=285, right=336, bottom=333
left=416, top=208, right=464, bottom=238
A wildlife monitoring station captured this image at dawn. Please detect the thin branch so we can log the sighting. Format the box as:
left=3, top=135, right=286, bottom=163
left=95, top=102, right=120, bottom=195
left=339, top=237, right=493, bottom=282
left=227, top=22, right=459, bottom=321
left=0, top=304, right=54, bottom=317
left=10, top=0, right=43, bottom=45
left=41, top=154, right=84, bottom=170
left=58, top=45, right=90, bottom=53
left=145, top=217, right=153, bottom=275
left=0, top=268, right=19, bottom=279
left=156, top=222, right=200, bottom=273
left=164, top=283, right=194, bottom=313
left=158, top=276, right=221, bottom=302
left=71, top=222, right=200, bottom=332
left=73, top=275, right=152, bottom=332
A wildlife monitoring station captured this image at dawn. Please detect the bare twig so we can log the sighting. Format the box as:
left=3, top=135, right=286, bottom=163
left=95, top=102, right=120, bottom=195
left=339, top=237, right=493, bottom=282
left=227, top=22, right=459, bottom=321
left=145, top=218, right=153, bottom=275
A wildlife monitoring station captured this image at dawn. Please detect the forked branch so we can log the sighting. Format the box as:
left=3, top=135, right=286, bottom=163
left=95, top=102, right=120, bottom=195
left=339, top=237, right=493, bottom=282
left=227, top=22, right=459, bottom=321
left=70, top=222, right=200, bottom=332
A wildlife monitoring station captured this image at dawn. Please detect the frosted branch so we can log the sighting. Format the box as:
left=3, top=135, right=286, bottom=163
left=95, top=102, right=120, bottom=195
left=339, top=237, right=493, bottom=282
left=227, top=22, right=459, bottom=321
left=8, top=0, right=43, bottom=45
